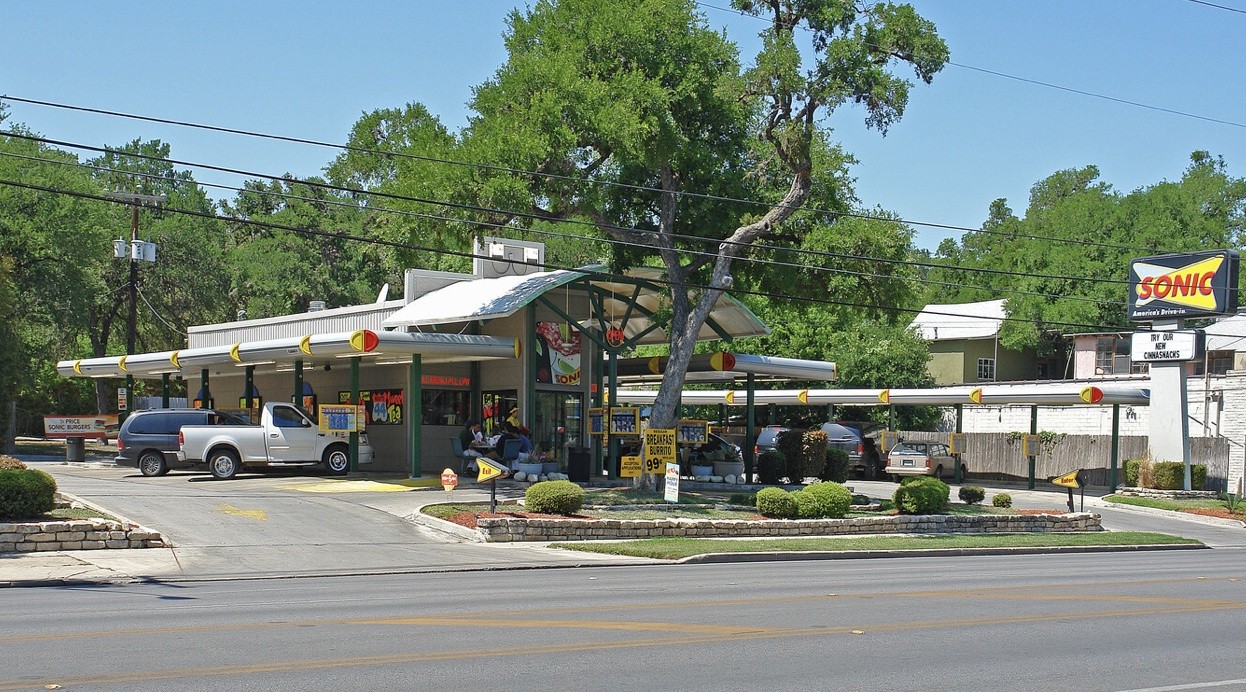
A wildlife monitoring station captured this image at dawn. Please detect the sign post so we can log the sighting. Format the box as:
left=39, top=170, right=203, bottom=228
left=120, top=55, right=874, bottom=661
left=475, top=457, right=512, bottom=513
left=1052, top=469, right=1087, bottom=512
left=1128, top=250, right=1239, bottom=490
left=664, top=462, right=680, bottom=503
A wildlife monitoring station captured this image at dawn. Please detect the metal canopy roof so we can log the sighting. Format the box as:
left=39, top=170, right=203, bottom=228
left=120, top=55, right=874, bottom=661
left=613, top=382, right=1149, bottom=407
left=381, top=265, right=769, bottom=346
left=56, top=330, right=519, bottom=380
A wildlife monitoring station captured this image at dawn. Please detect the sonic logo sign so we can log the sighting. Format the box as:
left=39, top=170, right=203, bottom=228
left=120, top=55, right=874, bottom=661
left=1128, top=250, right=1239, bottom=321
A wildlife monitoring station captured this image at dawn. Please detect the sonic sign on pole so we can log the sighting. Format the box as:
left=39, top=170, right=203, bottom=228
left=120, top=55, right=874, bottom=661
left=1128, top=250, right=1239, bottom=490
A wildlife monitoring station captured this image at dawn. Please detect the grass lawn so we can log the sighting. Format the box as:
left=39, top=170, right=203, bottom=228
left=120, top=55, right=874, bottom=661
left=1104, top=494, right=1245, bottom=520
left=550, top=532, right=1202, bottom=560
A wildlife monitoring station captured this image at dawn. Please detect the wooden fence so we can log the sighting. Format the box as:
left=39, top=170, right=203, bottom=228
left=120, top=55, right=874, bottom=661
left=893, top=431, right=1230, bottom=491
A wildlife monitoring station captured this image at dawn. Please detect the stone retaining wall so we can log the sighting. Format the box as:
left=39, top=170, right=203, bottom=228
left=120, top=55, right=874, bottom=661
left=1, top=518, right=166, bottom=553
left=476, top=512, right=1102, bottom=543
left=1115, top=487, right=1219, bottom=500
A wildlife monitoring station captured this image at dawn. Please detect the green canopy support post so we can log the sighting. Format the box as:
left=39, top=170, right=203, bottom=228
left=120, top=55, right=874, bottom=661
left=200, top=369, right=211, bottom=409
left=954, top=403, right=963, bottom=484
left=1028, top=405, right=1038, bottom=490
left=349, top=357, right=360, bottom=473
left=1110, top=404, right=1121, bottom=492
left=409, top=354, right=423, bottom=478
left=244, top=366, right=255, bottom=414
left=161, top=373, right=170, bottom=409
left=745, top=373, right=756, bottom=482
left=292, top=360, right=303, bottom=408
left=608, top=348, right=619, bottom=479
left=525, top=304, right=537, bottom=430
left=718, top=403, right=725, bottom=426
left=593, top=341, right=604, bottom=476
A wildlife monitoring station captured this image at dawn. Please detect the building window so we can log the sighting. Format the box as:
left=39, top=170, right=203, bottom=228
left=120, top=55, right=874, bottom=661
left=1095, top=336, right=1131, bottom=375
left=421, top=390, right=471, bottom=426
left=977, top=358, right=995, bottom=381
left=1193, top=350, right=1234, bottom=376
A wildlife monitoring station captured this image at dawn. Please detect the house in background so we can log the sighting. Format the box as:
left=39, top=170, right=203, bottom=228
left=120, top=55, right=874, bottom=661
left=909, top=299, right=1037, bottom=385
left=1066, top=313, right=1246, bottom=380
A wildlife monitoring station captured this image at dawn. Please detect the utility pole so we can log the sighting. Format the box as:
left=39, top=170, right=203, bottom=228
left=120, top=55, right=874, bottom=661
left=107, top=192, right=166, bottom=417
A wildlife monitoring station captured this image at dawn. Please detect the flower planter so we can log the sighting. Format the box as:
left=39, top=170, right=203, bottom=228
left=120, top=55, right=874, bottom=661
left=541, top=461, right=559, bottom=475
left=517, top=462, right=544, bottom=477
left=691, top=465, right=714, bottom=477
left=713, top=460, right=744, bottom=478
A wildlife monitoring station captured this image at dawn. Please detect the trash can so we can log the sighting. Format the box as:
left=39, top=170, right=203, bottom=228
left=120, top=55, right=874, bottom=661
left=65, top=437, right=86, bottom=462
left=567, top=446, right=591, bottom=482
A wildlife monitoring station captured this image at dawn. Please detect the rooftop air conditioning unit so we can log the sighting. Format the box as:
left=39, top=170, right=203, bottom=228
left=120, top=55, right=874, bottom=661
left=474, top=237, right=546, bottom=279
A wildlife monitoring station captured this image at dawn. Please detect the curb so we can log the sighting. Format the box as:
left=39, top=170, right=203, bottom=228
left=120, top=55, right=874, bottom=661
left=676, top=542, right=1209, bottom=564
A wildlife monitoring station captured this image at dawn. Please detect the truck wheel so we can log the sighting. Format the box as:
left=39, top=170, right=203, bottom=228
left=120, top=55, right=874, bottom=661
left=324, top=445, right=350, bottom=475
left=138, top=450, right=168, bottom=477
left=209, top=449, right=240, bottom=480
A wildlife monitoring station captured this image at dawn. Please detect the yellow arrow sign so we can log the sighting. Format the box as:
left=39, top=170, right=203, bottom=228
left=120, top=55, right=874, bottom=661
left=1052, top=469, right=1084, bottom=489
left=118, top=355, right=128, bottom=372
left=476, top=457, right=511, bottom=484
left=969, top=388, right=983, bottom=404
left=299, top=335, right=312, bottom=356
left=797, top=389, right=808, bottom=404
left=878, top=389, right=890, bottom=404
left=725, top=391, right=736, bottom=405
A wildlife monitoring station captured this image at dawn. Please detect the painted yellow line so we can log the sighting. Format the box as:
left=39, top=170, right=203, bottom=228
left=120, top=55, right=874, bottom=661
left=213, top=503, right=267, bottom=521
left=284, top=478, right=441, bottom=493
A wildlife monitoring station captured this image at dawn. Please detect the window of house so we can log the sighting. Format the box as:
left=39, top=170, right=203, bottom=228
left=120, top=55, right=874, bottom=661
left=977, top=358, right=995, bottom=381
left=1193, top=350, right=1234, bottom=376
left=1096, top=336, right=1131, bottom=375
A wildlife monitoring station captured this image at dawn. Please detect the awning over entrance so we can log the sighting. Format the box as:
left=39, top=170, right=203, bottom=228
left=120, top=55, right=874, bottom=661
left=381, top=265, right=769, bottom=346
left=56, top=330, right=519, bottom=380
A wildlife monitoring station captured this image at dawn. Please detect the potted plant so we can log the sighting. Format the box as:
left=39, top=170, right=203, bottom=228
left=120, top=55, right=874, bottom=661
left=539, top=444, right=559, bottom=475
left=711, top=446, right=744, bottom=479
left=690, top=449, right=714, bottom=477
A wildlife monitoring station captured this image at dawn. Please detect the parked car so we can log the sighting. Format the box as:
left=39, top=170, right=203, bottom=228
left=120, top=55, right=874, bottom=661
left=753, top=425, right=789, bottom=457
left=115, top=408, right=249, bottom=477
left=178, top=402, right=374, bottom=479
left=884, top=441, right=965, bottom=481
left=817, top=422, right=883, bottom=479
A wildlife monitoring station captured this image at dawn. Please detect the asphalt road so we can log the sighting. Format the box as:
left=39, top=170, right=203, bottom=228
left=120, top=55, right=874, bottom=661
left=3, top=552, right=1245, bottom=691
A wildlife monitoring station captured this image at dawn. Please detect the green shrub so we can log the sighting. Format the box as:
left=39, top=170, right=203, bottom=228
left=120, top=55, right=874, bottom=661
left=728, top=492, right=757, bottom=507
left=1123, top=459, right=1141, bottom=487
left=756, top=486, right=797, bottom=519
left=893, top=477, right=949, bottom=515
left=0, top=468, right=58, bottom=519
left=524, top=480, right=584, bottom=515
left=775, top=430, right=806, bottom=482
left=797, top=481, right=852, bottom=518
left=958, top=485, right=986, bottom=505
left=1150, top=461, right=1207, bottom=490
left=820, top=447, right=850, bottom=483
left=799, top=430, right=829, bottom=481
left=992, top=493, right=1013, bottom=508
left=757, top=450, right=786, bottom=485
left=0, top=455, right=27, bottom=470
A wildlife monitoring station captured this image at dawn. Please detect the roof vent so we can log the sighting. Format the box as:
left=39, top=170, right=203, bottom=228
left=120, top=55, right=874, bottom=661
left=308, top=300, right=327, bottom=312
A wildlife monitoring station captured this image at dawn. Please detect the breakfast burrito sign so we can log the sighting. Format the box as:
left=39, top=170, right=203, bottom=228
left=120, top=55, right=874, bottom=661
left=535, top=322, right=581, bottom=385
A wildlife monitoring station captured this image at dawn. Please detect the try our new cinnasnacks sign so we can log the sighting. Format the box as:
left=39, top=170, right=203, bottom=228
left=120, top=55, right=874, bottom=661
left=1128, top=250, right=1239, bottom=321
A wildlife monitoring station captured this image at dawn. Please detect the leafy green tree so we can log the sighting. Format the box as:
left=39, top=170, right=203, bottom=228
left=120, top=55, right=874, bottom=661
left=456, top=0, right=946, bottom=488
left=222, top=177, right=394, bottom=317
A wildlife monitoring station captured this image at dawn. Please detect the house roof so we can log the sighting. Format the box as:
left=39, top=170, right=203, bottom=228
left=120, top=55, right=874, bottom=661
left=908, top=299, right=1006, bottom=341
left=1205, top=313, right=1246, bottom=352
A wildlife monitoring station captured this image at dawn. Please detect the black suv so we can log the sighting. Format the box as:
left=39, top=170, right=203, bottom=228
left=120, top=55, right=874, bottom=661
left=116, top=408, right=247, bottom=476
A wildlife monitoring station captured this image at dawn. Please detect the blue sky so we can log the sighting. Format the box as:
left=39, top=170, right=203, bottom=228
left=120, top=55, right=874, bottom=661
left=3, top=1, right=1245, bottom=251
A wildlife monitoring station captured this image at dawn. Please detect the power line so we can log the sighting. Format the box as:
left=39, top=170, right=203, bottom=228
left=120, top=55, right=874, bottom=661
left=0, top=135, right=1139, bottom=297
left=0, top=175, right=1136, bottom=334
left=0, top=95, right=1164, bottom=255
left=1187, top=0, right=1246, bottom=15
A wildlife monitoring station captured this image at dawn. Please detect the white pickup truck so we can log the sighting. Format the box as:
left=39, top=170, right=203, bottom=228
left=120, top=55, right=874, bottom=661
left=178, top=402, right=374, bottom=479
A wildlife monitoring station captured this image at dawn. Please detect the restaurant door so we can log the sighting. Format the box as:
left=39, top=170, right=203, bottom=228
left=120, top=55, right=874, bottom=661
left=534, top=391, right=583, bottom=470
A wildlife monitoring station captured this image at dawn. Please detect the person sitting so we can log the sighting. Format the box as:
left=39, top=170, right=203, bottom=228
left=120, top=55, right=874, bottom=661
left=458, top=420, right=499, bottom=472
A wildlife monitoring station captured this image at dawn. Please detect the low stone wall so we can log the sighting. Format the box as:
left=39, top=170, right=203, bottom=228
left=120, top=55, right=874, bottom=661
left=1, top=518, right=166, bottom=553
left=1115, top=487, right=1219, bottom=500
left=475, top=512, right=1102, bottom=543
